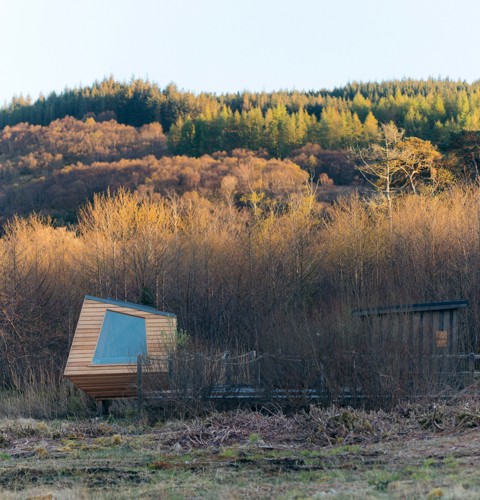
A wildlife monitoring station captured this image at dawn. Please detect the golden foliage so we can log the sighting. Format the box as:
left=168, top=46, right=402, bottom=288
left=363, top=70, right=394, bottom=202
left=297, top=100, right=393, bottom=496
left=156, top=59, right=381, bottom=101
left=0, top=187, right=480, bottom=388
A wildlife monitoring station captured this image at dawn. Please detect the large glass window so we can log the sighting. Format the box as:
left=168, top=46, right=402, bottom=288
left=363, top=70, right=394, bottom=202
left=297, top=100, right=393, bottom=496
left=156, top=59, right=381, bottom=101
left=92, top=310, right=147, bottom=364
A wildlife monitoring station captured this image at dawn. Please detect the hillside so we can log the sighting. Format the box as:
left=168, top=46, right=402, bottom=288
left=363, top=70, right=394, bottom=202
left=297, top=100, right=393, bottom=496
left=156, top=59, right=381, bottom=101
left=3, top=78, right=480, bottom=155
left=0, top=116, right=357, bottom=223
left=2, top=78, right=480, bottom=223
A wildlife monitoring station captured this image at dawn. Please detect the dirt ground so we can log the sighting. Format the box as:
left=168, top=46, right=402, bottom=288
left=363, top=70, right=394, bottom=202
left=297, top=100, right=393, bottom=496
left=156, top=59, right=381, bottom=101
left=2, top=401, right=480, bottom=499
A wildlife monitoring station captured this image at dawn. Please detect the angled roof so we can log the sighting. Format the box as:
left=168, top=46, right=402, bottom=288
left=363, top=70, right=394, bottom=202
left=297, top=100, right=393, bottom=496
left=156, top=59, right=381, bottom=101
left=352, top=300, right=468, bottom=317
left=85, top=295, right=176, bottom=318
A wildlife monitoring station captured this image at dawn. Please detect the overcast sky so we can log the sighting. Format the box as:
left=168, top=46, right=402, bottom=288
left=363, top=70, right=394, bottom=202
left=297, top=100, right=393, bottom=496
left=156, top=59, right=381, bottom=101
left=1, top=0, right=479, bottom=104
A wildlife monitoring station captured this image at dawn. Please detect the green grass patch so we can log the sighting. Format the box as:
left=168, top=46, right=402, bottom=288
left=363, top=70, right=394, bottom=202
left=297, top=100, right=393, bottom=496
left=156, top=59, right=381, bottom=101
left=366, top=469, right=402, bottom=492
left=326, top=444, right=361, bottom=456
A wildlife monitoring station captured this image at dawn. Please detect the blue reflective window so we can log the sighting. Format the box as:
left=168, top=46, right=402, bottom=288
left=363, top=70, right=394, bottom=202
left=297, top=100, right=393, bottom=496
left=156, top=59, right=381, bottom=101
left=92, top=310, right=147, bottom=364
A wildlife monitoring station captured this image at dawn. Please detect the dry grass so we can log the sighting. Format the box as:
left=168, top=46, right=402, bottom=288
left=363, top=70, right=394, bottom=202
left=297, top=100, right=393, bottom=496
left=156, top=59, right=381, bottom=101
left=0, top=382, right=94, bottom=420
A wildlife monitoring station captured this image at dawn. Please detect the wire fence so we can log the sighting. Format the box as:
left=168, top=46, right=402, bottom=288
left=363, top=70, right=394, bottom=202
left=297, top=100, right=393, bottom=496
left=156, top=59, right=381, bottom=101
left=136, top=351, right=480, bottom=411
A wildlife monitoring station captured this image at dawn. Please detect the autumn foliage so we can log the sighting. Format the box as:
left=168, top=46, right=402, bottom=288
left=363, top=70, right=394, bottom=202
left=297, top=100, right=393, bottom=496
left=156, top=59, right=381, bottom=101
left=0, top=186, right=478, bottom=393
left=1, top=79, right=480, bottom=401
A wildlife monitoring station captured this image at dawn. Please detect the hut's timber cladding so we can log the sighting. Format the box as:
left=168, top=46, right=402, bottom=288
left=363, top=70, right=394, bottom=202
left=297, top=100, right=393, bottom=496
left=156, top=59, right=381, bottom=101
left=352, top=300, right=468, bottom=356
left=64, top=296, right=176, bottom=400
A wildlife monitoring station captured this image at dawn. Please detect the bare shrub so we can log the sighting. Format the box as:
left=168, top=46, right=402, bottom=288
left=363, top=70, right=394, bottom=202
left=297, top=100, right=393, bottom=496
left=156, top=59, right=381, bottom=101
left=2, top=186, right=480, bottom=410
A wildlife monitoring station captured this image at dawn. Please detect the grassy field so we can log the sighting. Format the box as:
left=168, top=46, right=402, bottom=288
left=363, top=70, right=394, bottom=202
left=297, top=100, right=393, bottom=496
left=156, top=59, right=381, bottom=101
left=2, top=400, right=480, bottom=499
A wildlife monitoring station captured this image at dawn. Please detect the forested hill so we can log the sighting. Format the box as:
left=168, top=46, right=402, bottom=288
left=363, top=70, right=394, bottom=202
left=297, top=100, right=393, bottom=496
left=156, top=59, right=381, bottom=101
left=0, top=117, right=345, bottom=224
left=2, top=78, right=480, bottom=155
left=2, top=78, right=480, bottom=225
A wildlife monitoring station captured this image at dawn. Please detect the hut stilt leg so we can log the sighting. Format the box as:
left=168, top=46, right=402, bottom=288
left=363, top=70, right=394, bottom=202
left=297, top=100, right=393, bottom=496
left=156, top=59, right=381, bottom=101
left=96, top=399, right=108, bottom=416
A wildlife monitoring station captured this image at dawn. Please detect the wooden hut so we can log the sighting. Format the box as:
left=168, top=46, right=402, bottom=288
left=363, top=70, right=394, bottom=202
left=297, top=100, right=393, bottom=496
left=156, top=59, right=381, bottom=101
left=349, top=300, right=469, bottom=396
left=64, top=295, right=176, bottom=400
left=352, top=300, right=468, bottom=356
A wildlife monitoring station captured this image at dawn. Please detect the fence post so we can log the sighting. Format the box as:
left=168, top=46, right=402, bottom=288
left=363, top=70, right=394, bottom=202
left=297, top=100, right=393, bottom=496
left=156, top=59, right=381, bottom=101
left=247, top=351, right=255, bottom=386
left=194, top=352, right=203, bottom=391
left=137, top=354, right=143, bottom=412
left=257, top=353, right=262, bottom=386
left=168, top=353, right=173, bottom=389
left=224, top=352, right=231, bottom=386
left=352, top=351, right=357, bottom=406
left=469, top=352, right=475, bottom=385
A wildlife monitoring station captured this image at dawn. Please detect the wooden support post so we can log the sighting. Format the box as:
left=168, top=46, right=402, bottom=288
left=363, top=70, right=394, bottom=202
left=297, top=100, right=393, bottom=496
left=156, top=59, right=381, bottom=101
left=96, top=399, right=109, bottom=416
left=96, top=399, right=103, bottom=416
left=469, top=352, right=475, bottom=385
left=137, top=354, right=143, bottom=412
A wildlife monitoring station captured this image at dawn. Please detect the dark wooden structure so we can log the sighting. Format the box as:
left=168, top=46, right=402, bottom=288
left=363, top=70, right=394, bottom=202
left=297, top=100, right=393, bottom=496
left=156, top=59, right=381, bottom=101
left=64, top=295, right=176, bottom=402
left=349, top=300, right=470, bottom=396
left=352, top=300, right=468, bottom=356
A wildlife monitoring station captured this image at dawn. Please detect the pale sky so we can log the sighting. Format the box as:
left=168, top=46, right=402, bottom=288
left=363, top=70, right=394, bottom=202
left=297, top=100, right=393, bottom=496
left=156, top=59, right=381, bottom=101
left=1, top=0, right=479, bottom=105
